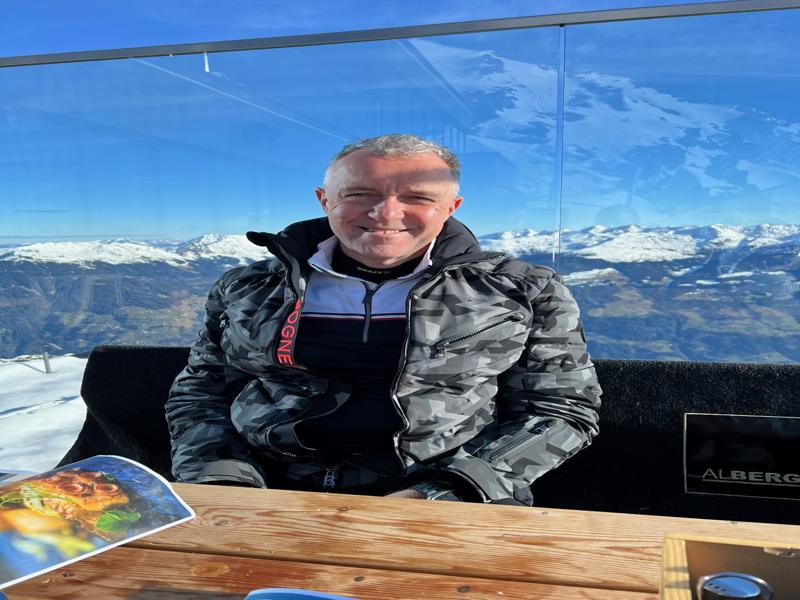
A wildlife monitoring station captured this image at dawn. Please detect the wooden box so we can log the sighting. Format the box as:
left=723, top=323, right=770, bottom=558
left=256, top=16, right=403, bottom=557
left=662, top=534, right=800, bottom=599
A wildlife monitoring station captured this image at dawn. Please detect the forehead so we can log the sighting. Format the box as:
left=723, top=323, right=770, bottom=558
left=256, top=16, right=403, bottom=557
left=330, top=150, right=455, bottom=190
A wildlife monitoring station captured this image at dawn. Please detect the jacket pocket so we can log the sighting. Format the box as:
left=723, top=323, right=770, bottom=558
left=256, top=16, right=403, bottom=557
left=485, top=421, right=551, bottom=464
left=430, top=313, right=525, bottom=358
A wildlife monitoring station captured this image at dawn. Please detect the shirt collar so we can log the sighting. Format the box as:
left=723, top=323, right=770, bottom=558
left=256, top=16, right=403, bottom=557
left=307, top=236, right=435, bottom=280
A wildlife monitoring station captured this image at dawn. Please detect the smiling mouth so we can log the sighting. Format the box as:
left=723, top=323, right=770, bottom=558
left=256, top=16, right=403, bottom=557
left=359, top=227, right=409, bottom=233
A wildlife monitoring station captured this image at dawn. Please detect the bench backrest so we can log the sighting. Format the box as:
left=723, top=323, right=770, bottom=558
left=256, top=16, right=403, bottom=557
left=535, top=359, right=800, bottom=523
left=58, top=345, right=189, bottom=480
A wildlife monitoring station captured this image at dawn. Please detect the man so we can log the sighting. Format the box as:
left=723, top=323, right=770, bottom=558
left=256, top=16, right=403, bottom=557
left=166, top=134, right=600, bottom=505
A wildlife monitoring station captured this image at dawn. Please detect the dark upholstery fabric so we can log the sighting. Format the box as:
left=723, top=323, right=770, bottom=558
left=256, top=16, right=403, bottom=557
left=59, top=347, right=800, bottom=524
left=57, top=345, right=190, bottom=480
left=535, top=359, right=800, bottom=524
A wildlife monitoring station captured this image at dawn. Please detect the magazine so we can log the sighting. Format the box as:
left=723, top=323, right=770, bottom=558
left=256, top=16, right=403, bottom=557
left=0, top=455, right=195, bottom=590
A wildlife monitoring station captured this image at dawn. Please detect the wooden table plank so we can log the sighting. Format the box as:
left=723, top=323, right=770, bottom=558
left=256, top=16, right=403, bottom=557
left=128, top=485, right=800, bottom=594
left=5, top=546, right=658, bottom=600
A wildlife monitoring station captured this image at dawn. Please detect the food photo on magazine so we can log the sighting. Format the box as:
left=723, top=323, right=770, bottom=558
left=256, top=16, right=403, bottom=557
left=0, top=455, right=194, bottom=591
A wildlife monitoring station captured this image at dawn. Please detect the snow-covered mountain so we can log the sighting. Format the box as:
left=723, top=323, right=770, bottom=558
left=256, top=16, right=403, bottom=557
left=174, top=234, right=267, bottom=265
left=478, top=223, right=799, bottom=363
left=479, top=223, right=800, bottom=263
left=0, top=224, right=798, bottom=362
left=0, top=234, right=274, bottom=359
left=3, top=224, right=798, bottom=268
left=0, top=234, right=269, bottom=268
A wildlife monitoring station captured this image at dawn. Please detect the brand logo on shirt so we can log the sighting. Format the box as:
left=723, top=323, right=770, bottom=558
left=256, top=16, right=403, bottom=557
left=356, top=265, right=390, bottom=275
left=277, top=299, right=301, bottom=367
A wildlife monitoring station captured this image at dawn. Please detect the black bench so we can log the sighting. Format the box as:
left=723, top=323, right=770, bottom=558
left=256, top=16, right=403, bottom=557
left=59, top=345, right=800, bottom=524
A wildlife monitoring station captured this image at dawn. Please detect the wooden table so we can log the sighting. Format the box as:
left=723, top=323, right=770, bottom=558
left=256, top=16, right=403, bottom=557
left=7, top=484, right=800, bottom=599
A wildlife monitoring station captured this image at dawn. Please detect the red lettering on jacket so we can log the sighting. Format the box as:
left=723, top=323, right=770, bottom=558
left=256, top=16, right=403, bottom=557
left=276, top=299, right=302, bottom=368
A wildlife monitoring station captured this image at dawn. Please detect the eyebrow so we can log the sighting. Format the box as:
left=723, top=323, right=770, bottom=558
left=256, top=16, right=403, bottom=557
left=403, top=189, right=438, bottom=196
left=339, top=187, right=379, bottom=193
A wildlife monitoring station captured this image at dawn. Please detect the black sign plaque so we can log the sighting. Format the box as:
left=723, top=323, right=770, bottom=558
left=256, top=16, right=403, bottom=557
left=684, top=413, right=800, bottom=500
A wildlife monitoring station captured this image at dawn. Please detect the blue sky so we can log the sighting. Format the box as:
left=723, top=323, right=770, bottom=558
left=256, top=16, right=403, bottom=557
left=1, top=2, right=799, bottom=242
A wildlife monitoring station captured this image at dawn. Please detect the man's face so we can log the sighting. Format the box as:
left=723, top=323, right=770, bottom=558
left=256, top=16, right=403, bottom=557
left=316, top=150, right=462, bottom=268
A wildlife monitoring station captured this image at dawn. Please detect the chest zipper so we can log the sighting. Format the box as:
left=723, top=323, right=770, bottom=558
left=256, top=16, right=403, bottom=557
left=431, top=313, right=525, bottom=358
left=361, top=281, right=388, bottom=343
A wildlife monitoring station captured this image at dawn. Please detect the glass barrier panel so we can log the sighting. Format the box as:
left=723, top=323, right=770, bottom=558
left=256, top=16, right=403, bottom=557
left=0, top=28, right=558, bottom=468
left=560, top=10, right=800, bottom=362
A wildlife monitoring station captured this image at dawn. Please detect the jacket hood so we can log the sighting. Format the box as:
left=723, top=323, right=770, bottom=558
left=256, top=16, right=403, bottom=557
left=246, top=217, right=489, bottom=267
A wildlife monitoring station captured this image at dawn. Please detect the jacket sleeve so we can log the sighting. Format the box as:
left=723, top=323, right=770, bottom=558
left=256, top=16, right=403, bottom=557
left=165, top=270, right=267, bottom=487
left=424, top=272, right=601, bottom=505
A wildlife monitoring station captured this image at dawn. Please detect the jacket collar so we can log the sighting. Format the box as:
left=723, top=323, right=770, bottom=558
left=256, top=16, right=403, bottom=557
left=307, top=234, right=435, bottom=280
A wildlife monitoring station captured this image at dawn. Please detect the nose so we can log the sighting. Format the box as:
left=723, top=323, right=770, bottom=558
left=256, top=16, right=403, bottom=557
left=369, top=195, right=403, bottom=221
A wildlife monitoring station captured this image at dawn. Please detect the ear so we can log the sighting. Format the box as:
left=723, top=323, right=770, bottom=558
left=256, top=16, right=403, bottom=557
left=315, top=187, right=329, bottom=213
left=449, top=196, right=463, bottom=215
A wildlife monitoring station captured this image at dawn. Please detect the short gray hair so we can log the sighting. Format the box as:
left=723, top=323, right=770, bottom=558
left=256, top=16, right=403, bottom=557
left=323, top=134, right=460, bottom=190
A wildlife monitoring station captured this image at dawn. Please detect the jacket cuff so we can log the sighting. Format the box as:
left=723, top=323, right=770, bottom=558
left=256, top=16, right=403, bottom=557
left=407, top=480, right=462, bottom=501
left=178, top=459, right=267, bottom=488
left=433, top=454, right=511, bottom=503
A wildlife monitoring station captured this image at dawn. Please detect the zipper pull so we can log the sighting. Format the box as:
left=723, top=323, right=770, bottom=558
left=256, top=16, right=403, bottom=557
left=323, top=466, right=339, bottom=489
left=431, top=341, right=450, bottom=358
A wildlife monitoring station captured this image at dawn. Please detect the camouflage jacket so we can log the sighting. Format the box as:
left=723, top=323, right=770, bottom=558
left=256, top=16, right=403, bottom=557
left=166, top=217, right=601, bottom=505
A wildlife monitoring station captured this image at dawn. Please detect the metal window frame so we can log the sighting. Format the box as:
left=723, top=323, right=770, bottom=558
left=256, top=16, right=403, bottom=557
left=1, top=0, right=799, bottom=68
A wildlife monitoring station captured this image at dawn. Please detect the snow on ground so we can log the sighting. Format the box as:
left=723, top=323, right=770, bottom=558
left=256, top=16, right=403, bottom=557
left=0, top=355, right=87, bottom=473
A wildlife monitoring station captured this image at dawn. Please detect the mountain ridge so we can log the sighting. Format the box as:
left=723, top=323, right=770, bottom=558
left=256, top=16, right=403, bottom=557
left=3, top=223, right=799, bottom=266
left=1, top=224, right=798, bottom=362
